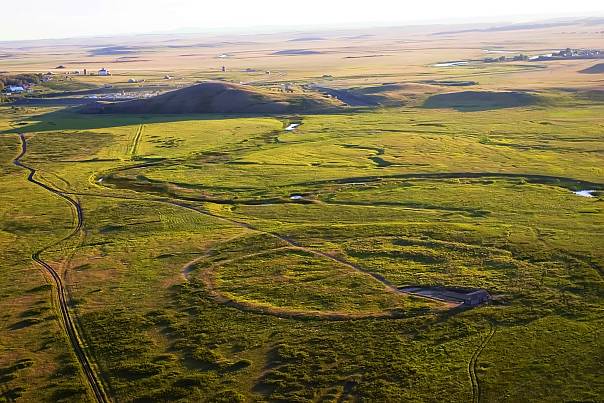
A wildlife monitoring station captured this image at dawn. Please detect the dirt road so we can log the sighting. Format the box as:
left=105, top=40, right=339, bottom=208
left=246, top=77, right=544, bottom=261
left=12, top=133, right=109, bottom=403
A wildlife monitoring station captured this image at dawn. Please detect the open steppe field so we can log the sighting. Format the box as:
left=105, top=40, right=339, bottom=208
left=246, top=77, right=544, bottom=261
left=1, top=21, right=603, bottom=402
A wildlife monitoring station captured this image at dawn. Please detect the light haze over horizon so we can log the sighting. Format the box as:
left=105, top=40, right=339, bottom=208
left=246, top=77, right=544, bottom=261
left=2, top=0, right=604, bottom=41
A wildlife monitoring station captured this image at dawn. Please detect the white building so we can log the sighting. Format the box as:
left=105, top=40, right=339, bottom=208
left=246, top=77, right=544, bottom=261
left=7, top=86, right=25, bottom=93
left=98, top=68, right=110, bottom=76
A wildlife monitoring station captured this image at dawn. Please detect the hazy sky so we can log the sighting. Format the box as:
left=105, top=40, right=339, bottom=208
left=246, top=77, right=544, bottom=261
left=2, top=0, right=604, bottom=41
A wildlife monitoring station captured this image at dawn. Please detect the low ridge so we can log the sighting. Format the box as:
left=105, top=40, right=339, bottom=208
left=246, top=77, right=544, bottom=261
left=81, top=81, right=338, bottom=114
left=423, top=90, right=538, bottom=110
left=579, top=63, right=604, bottom=74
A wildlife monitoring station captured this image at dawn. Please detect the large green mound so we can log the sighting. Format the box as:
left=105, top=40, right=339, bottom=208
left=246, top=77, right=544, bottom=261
left=579, top=63, right=604, bottom=74
left=423, top=91, right=538, bottom=110
left=81, top=82, right=338, bottom=114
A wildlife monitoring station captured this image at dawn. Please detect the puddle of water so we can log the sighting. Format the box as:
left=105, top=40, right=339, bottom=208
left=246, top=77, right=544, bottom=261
left=285, top=123, right=300, bottom=131
left=433, top=61, right=470, bottom=67
left=574, top=190, right=596, bottom=198
left=529, top=53, right=553, bottom=60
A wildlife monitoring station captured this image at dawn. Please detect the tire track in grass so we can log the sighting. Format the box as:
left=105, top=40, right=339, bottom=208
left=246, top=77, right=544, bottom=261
left=12, top=134, right=110, bottom=403
left=64, top=191, right=421, bottom=320
left=166, top=201, right=460, bottom=308
left=129, top=124, right=144, bottom=159
left=469, top=323, right=496, bottom=403
left=183, top=245, right=417, bottom=320
left=65, top=186, right=459, bottom=315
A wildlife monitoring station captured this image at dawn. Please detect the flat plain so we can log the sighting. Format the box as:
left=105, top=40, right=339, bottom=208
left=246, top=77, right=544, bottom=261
left=0, top=20, right=603, bottom=402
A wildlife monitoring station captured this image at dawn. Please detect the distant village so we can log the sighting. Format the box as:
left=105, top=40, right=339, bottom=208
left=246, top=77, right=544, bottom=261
left=531, top=48, right=603, bottom=61
left=0, top=67, right=113, bottom=95
left=484, top=48, right=603, bottom=63
left=0, top=66, right=180, bottom=98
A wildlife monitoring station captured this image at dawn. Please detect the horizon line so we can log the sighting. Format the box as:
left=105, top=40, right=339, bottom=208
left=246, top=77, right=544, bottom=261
left=1, top=13, right=603, bottom=44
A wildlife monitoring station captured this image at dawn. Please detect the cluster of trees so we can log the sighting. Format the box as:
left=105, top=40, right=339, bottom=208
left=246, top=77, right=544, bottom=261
left=0, top=73, right=42, bottom=91
left=484, top=54, right=530, bottom=63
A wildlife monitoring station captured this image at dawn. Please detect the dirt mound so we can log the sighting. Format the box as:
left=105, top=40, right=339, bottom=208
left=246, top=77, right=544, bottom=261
left=80, top=82, right=337, bottom=115
left=423, top=91, right=538, bottom=110
left=579, top=63, right=604, bottom=74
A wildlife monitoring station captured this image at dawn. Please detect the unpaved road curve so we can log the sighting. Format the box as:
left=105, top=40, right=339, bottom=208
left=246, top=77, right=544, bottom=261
left=12, top=134, right=109, bottom=403
left=469, top=323, right=496, bottom=403
left=169, top=201, right=455, bottom=306
left=72, top=180, right=456, bottom=309
left=65, top=184, right=460, bottom=320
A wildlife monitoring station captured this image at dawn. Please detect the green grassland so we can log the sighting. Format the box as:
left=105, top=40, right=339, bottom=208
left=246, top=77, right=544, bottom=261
left=0, top=86, right=603, bottom=402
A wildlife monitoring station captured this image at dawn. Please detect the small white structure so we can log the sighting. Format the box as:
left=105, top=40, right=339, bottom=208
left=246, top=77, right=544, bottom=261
left=98, top=68, right=110, bottom=76
left=128, top=78, right=138, bottom=83
left=7, top=86, right=25, bottom=93
left=574, top=190, right=596, bottom=198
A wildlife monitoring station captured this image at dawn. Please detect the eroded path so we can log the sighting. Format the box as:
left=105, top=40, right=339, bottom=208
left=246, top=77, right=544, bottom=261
left=12, top=134, right=109, bottom=403
left=68, top=184, right=458, bottom=320
left=469, top=323, right=496, bottom=403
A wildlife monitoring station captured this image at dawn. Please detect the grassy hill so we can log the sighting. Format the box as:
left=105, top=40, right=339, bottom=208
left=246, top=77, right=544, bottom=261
left=579, top=63, right=604, bottom=74
left=81, top=82, right=340, bottom=115
left=423, top=91, right=539, bottom=110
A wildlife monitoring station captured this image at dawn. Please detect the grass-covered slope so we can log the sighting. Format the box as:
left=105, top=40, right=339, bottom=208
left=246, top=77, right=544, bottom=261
left=423, top=91, right=539, bottom=110
left=81, top=82, right=339, bottom=115
left=579, top=63, right=604, bottom=74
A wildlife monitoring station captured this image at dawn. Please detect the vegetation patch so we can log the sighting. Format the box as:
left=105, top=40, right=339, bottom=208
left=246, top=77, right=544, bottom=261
left=423, top=91, right=539, bottom=110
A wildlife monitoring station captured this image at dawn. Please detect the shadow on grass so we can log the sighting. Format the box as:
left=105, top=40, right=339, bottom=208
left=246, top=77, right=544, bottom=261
left=0, top=107, right=360, bottom=134
left=8, top=318, right=42, bottom=330
left=1, top=109, right=259, bottom=134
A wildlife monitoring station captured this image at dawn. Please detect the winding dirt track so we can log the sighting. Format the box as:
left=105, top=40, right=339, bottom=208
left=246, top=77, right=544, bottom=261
left=12, top=134, right=109, bottom=403
left=66, top=183, right=459, bottom=318
left=468, top=323, right=496, bottom=403
left=155, top=200, right=457, bottom=309
left=189, top=246, right=424, bottom=320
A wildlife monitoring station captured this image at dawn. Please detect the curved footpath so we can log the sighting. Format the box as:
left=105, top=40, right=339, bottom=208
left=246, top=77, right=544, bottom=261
left=74, top=177, right=461, bottom=317
left=469, top=323, right=496, bottom=403
left=12, top=134, right=109, bottom=403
